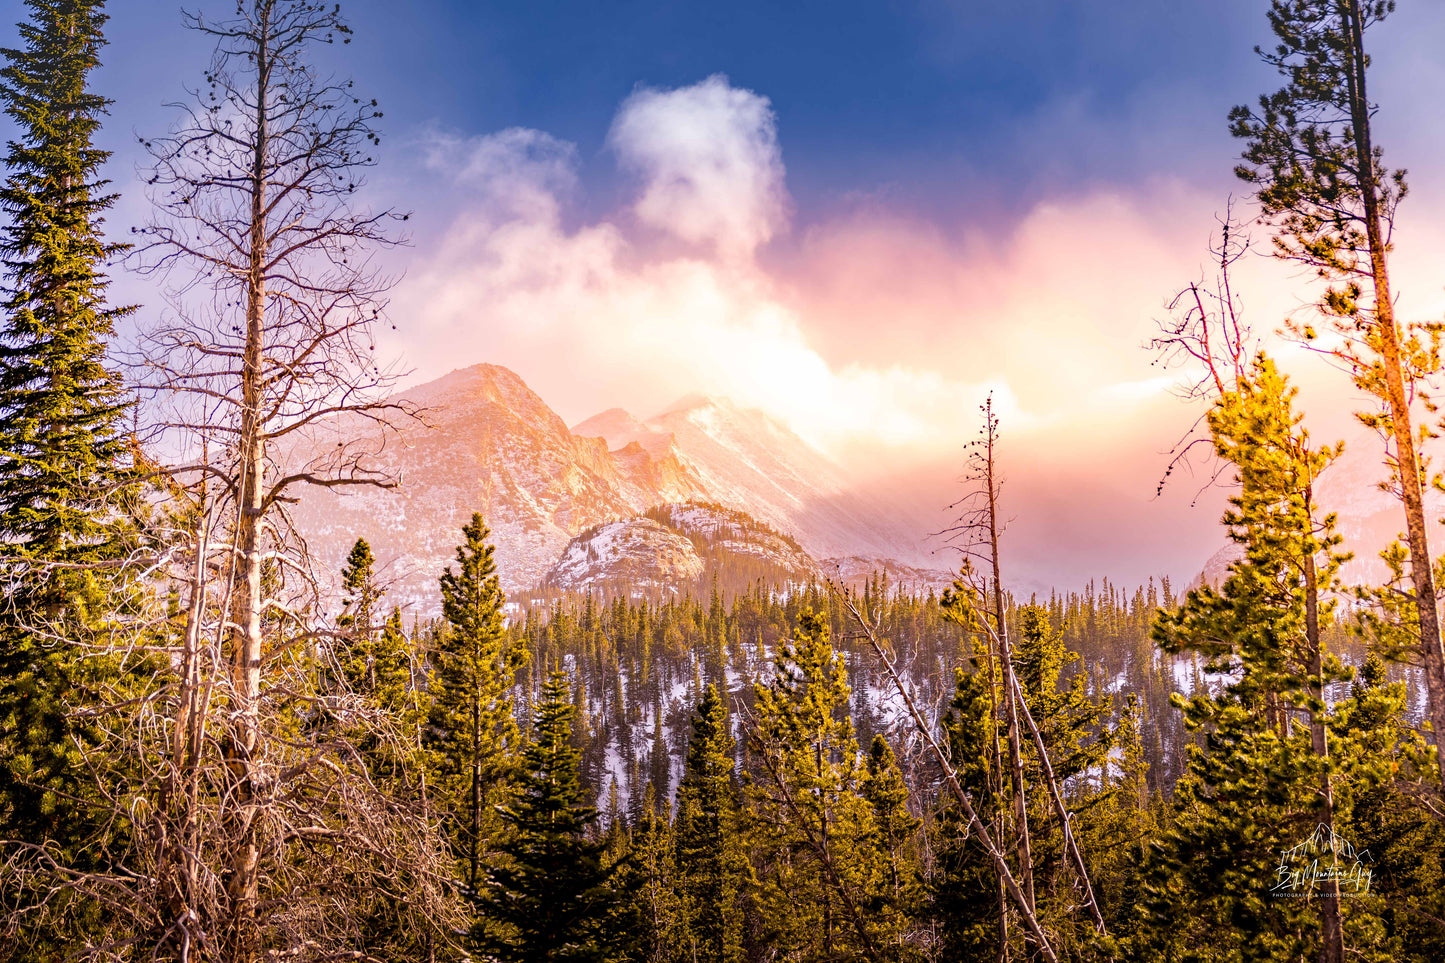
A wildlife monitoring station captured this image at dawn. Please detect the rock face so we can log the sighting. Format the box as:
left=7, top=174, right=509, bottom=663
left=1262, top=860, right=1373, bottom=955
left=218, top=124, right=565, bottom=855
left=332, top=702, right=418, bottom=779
left=293, top=364, right=929, bottom=613
left=545, top=502, right=822, bottom=594
left=574, top=395, right=926, bottom=566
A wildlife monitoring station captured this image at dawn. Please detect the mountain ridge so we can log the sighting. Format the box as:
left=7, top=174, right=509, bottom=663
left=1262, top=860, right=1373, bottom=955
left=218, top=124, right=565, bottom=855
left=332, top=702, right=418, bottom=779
left=291, top=363, right=943, bottom=612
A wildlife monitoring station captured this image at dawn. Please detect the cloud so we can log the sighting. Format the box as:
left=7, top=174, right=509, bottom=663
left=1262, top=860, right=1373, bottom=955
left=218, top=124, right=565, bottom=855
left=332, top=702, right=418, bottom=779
left=607, top=74, right=788, bottom=261
left=419, top=126, right=578, bottom=222
left=391, top=77, right=1026, bottom=462
left=384, top=74, right=1445, bottom=587
left=386, top=78, right=1252, bottom=487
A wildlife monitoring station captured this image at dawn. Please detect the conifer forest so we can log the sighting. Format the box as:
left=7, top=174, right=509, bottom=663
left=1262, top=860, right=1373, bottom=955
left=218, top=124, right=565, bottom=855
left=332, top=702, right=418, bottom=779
left=5, top=1, right=1445, bottom=961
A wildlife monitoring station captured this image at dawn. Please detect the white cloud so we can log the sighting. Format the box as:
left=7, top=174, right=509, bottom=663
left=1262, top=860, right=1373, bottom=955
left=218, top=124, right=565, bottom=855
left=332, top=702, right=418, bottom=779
left=386, top=77, right=1213, bottom=472
left=421, top=126, right=578, bottom=221
left=607, top=74, right=789, bottom=261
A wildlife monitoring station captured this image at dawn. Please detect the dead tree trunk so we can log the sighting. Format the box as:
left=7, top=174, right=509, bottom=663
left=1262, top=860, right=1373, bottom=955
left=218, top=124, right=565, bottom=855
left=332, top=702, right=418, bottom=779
left=836, top=592, right=1061, bottom=963
left=128, top=2, right=437, bottom=956
left=980, top=408, right=1036, bottom=915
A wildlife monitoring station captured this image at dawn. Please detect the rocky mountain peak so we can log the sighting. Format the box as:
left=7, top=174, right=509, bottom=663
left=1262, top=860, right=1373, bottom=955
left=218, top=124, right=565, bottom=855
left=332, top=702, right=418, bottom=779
left=293, top=363, right=932, bottom=614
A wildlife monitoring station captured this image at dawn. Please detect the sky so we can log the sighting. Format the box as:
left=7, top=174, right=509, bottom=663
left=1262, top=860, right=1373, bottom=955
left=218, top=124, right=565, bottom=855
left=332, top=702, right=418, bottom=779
left=9, top=0, right=1445, bottom=589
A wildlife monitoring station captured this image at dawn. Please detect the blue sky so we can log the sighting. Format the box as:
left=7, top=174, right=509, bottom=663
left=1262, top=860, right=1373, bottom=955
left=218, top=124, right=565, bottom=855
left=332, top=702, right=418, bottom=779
left=8, top=0, right=1445, bottom=584
left=86, top=0, right=1279, bottom=223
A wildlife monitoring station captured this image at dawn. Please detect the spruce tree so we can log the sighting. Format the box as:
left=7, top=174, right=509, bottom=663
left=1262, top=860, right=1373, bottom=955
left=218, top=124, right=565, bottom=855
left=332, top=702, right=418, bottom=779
left=674, top=683, right=748, bottom=963
left=1231, top=0, right=1445, bottom=785
left=746, top=610, right=893, bottom=961
left=0, top=1, right=130, bottom=564
left=1145, top=356, right=1376, bottom=962
left=477, top=668, right=626, bottom=962
left=430, top=512, right=529, bottom=892
left=0, top=1, right=134, bottom=952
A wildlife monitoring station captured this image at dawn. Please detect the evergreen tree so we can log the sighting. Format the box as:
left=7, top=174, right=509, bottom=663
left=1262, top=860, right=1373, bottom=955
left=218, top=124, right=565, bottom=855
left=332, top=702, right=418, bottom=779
left=746, top=610, right=894, bottom=961
left=477, top=668, right=626, bottom=962
left=1330, top=656, right=1444, bottom=961
left=930, top=661, right=1008, bottom=960
left=1090, top=695, right=1156, bottom=960
left=861, top=735, right=922, bottom=957
left=674, top=683, right=748, bottom=963
left=1144, top=356, right=1374, bottom=962
left=1013, top=606, right=1112, bottom=954
left=351, top=606, right=427, bottom=791
left=0, top=0, right=131, bottom=565
left=430, top=512, right=529, bottom=892
left=1231, top=0, right=1445, bottom=786
left=617, top=783, right=685, bottom=963
left=335, top=537, right=382, bottom=695
left=337, top=537, right=379, bottom=673
left=0, top=2, right=135, bottom=953
left=328, top=539, right=427, bottom=804
left=1014, top=606, right=1111, bottom=787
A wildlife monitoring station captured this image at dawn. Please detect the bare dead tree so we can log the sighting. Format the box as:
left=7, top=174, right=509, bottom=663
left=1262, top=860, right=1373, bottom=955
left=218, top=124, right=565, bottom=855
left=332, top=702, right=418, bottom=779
left=930, top=397, right=1114, bottom=956
left=1, top=2, right=458, bottom=959
left=0, top=478, right=464, bottom=961
left=937, top=396, right=1036, bottom=943
left=1149, top=204, right=1254, bottom=500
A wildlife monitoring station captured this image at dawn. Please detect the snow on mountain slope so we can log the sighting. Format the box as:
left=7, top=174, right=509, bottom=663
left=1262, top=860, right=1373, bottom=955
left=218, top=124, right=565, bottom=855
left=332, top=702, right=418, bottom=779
left=575, top=395, right=931, bottom=568
left=545, top=502, right=821, bottom=594
left=293, top=364, right=931, bottom=613
left=547, top=517, right=706, bottom=592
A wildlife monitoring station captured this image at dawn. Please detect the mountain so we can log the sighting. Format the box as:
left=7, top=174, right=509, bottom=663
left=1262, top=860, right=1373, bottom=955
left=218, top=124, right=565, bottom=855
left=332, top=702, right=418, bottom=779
left=545, top=502, right=821, bottom=594
left=574, top=394, right=929, bottom=566
left=291, top=364, right=937, bottom=612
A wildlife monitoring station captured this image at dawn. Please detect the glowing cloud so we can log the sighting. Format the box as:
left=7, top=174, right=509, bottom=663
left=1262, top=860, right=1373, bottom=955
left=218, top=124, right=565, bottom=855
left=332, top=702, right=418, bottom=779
left=608, top=74, right=788, bottom=261
left=392, top=77, right=1025, bottom=462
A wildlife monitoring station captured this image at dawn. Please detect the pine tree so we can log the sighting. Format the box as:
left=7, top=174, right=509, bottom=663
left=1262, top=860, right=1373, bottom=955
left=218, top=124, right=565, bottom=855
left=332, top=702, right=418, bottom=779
left=746, top=610, right=893, bottom=961
left=0, top=2, right=135, bottom=953
left=930, top=660, right=1008, bottom=960
left=337, top=538, right=379, bottom=668
left=617, top=783, right=685, bottom=963
left=1090, top=694, right=1155, bottom=960
left=1014, top=606, right=1110, bottom=787
left=1145, top=356, right=1365, bottom=962
left=1231, top=0, right=1445, bottom=786
left=674, top=683, right=748, bottom=963
left=477, top=668, right=626, bottom=962
left=430, top=512, right=529, bottom=892
left=861, top=735, right=922, bottom=956
left=1331, top=657, right=1444, bottom=961
left=334, top=536, right=381, bottom=695
left=327, top=538, right=426, bottom=800
left=1013, top=606, right=1111, bottom=954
